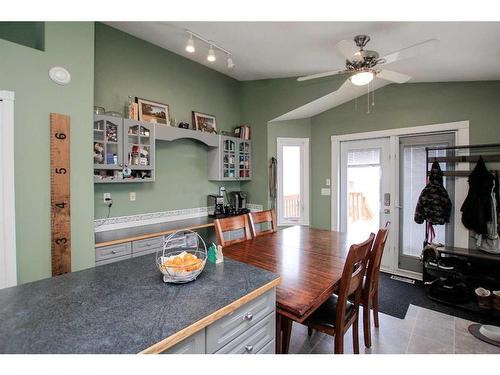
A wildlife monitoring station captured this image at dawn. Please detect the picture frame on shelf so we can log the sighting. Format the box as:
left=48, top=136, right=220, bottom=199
left=137, top=98, right=170, bottom=125
left=192, top=111, right=217, bottom=133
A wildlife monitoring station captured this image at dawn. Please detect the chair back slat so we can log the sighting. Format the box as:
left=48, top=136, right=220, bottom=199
left=335, top=233, right=375, bottom=329
left=366, top=222, right=390, bottom=295
left=248, top=209, right=277, bottom=237
left=214, top=215, right=253, bottom=247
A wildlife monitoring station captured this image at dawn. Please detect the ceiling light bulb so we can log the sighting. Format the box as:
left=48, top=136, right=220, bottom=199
left=185, top=34, right=195, bottom=53
left=350, top=71, right=374, bottom=86
left=227, top=55, right=235, bottom=70
left=207, top=45, right=216, bottom=62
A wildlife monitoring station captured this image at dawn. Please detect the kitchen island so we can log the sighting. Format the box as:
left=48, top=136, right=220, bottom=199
left=0, top=253, right=280, bottom=354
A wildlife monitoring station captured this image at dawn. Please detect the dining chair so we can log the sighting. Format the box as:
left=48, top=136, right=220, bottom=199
left=247, top=209, right=277, bottom=238
left=362, top=221, right=390, bottom=348
left=302, top=233, right=375, bottom=354
left=214, top=215, right=253, bottom=247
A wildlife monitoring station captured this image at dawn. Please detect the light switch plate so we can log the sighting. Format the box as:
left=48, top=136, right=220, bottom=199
left=321, top=188, right=331, bottom=196
left=129, top=192, right=136, bottom=201
left=326, top=178, right=331, bottom=186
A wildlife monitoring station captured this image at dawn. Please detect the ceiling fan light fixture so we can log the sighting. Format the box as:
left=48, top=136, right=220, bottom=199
left=350, top=70, right=374, bottom=86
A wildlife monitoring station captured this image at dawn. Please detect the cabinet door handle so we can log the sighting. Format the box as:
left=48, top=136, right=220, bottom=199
left=111, top=250, right=117, bottom=254
left=245, top=345, right=254, bottom=353
left=243, top=312, right=253, bottom=321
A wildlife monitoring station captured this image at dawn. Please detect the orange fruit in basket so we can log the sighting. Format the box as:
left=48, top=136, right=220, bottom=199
left=172, top=257, right=183, bottom=267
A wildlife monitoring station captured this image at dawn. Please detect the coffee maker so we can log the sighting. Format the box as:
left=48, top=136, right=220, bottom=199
left=229, top=191, right=249, bottom=214
left=207, top=194, right=224, bottom=217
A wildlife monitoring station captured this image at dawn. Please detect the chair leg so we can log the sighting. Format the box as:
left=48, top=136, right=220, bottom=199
left=307, top=327, right=313, bottom=337
left=352, top=318, right=360, bottom=354
left=334, top=333, right=344, bottom=354
left=373, top=290, right=380, bottom=328
left=363, top=296, right=372, bottom=348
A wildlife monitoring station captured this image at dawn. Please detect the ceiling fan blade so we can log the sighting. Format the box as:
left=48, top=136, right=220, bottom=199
left=379, top=39, right=439, bottom=65
left=336, top=39, right=362, bottom=61
left=297, top=69, right=345, bottom=82
left=377, top=69, right=411, bottom=84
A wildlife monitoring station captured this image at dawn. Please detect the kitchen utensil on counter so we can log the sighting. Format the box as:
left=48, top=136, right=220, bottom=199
left=157, top=230, right=207, bottom=283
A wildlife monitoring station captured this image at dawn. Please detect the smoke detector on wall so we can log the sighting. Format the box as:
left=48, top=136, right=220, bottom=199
left=49, top=66, right=71, bottom=85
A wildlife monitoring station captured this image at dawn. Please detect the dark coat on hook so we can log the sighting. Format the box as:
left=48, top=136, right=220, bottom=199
left=414, top=161, right=452, bottom=225
left=461, top=157, right=494, bottom=235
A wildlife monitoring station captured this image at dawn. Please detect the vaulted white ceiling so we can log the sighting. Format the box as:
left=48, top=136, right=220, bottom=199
left=106, top=21, right=500, bottom=82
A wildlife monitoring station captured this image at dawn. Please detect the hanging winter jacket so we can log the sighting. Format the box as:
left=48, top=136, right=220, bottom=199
left=414, top=161, right=452, bottom=225
left=461, top=157, right=494, bottom=235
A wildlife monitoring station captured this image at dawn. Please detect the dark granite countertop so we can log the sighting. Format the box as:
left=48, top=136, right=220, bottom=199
left=0, top=254, right=279, bottom=353
left=95, top=216, right=215, bottom=246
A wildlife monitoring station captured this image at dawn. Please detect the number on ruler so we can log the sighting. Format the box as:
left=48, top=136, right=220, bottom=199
left=55, top=202, right=66, bottom=209
left=54, top=132, right=66, bottom=140
left=55, top=167, right=67, bottom=174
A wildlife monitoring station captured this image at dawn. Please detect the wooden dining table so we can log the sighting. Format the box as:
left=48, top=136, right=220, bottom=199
left=223, top=225, right=350, bottom=354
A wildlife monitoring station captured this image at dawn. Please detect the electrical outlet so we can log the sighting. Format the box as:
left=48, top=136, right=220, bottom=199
left=321, top=188, right=331, bottom=196
left=129, top=192, right=136, bottom=201
left=103, top=193, right=111, bottom=203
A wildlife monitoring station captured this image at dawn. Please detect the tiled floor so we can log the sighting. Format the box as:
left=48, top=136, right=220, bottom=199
left=289, top=304, right=500, bottom=354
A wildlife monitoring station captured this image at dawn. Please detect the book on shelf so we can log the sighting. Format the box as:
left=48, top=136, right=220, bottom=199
left=234, top=125, right=250, bottom=140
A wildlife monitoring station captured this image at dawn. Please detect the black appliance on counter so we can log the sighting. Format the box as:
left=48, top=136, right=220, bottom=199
left=207, top=194, right=224, bottom=217
left=229, top=191, right=248, bottom=213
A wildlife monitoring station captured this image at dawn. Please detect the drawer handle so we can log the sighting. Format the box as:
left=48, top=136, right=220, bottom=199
left=243, top=312, right=253, bottom=321
left=245, top=345, right=253, bottom=353
left=111, top=250, right=117, bottom=254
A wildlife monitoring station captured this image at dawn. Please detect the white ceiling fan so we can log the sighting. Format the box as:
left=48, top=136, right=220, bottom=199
left=297, top=35, right=439, bottom=86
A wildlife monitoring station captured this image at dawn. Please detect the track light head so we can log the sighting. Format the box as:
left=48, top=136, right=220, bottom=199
left=207, top=45, right=216, bottom=62
left=185, top=34, right=195, bottom=53
left=227, top=55, right=235, bottom=70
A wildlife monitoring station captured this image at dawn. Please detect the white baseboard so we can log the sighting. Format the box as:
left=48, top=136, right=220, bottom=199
left=94, top=204, right=264, bottom=232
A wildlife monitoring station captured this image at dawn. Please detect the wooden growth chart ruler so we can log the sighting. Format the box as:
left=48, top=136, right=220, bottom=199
left=50, top=113, right=71, bottom=276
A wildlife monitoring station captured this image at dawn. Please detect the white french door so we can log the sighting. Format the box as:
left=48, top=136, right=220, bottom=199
left=0, top=91, right=17, bottom=289
left=277, top=138, right=309, bottom=226
left=340, top=138, right=392, bottom=269
left=333, top=121, right=469, bottom=278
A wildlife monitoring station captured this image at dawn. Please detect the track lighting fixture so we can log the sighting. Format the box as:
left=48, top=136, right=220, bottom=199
left=227, top=55, right=235, bottom=70
left=185, top=33, right=195, bottom=53
left=207, top=45, right=216, bottom=62
left=185, top=29, right=234, bottom=69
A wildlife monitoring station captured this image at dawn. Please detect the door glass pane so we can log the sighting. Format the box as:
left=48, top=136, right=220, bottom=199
left=401, top=144, right=448, bottom=257
left=282, top=146, right=301, bottom=220
left=347, top=148, right=381, bottom=243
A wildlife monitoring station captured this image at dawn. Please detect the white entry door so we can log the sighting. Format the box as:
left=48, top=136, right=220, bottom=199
left=340, top=137, right=392, bottom=268
left=277, top=138, right=310, bottom=226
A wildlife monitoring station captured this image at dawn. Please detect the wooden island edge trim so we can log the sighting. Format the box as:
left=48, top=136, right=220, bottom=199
left=139, top=277, right=281, bottom=354
left=95, top=222, right=215, bottom=248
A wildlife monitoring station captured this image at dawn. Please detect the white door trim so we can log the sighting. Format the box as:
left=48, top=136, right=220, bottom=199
left=277, top=137, right=310, bottom=226
left=0, top=90, right=17, bottom=289
left=331, top=120, right=470, bottom=274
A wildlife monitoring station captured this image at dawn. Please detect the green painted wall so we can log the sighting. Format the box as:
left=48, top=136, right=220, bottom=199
left=310, top=81, right=500, bottom=229
left=240, top=76, right=344, bottom=207
left=94, top=23, right=241, bottom=218
left=0, top=22, right=95, bottom=284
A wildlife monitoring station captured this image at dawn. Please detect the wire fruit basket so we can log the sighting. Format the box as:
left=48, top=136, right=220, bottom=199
left=156, top=229, right=207, bottom=283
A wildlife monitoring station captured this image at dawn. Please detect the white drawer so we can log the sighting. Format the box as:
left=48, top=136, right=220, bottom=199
left=206, top=289, right=275, bottom=353
left=132, top=236, right=163, bottom=253
left=214, top=312, right=275, bottom=354
left=161, top=329, right=205, bottom=354
left=95, top=242, right=132, bottom=262
left=257, top=339, right=275, bottom=354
